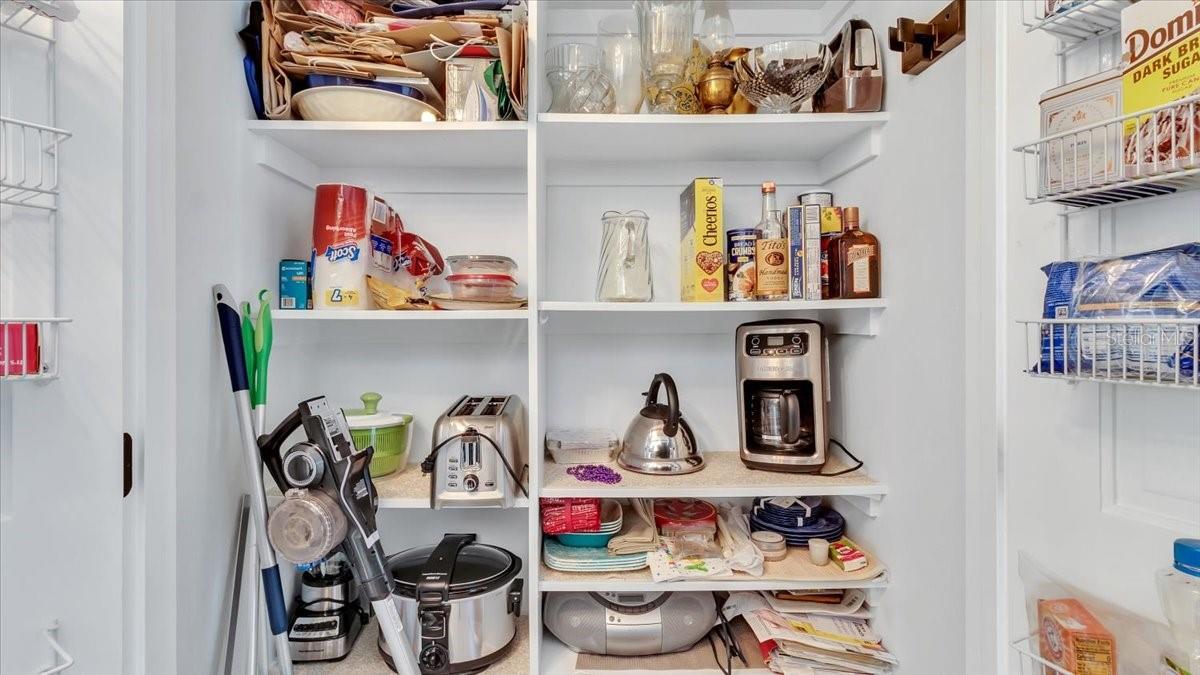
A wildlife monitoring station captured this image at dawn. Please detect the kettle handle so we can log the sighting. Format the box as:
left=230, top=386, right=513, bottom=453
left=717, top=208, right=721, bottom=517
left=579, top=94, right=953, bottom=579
left=645, top=373, right=681, bottom=437
left=782, top=390, right=804, bottom=446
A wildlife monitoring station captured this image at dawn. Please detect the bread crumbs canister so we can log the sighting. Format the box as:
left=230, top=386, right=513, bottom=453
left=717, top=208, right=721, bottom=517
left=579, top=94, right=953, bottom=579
left=726, top=228, right=759, bottom=302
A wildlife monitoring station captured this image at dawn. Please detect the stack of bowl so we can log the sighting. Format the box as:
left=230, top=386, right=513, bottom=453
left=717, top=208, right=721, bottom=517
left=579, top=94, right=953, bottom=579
left=555, top=500, right=622, bottom=548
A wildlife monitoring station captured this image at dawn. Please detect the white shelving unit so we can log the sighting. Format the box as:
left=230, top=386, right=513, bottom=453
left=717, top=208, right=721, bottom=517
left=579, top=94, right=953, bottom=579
left=274, top=309, right=529, bottom=322
left=1009, top=634, right=1075, bottom=675
left=1018, top=0, right=1128, bottom=50
left=0, top=4, right=71, bottom=383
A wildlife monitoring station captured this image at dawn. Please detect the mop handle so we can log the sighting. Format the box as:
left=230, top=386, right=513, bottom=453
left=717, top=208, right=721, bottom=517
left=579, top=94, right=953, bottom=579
left=213, top=286, right=294, bottom=675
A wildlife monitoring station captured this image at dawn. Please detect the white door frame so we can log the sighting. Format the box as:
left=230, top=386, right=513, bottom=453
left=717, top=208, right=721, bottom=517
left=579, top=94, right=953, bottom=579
left=123, top=1, right=178, bottom=673
left=963, top=1, right=1006, bottom=674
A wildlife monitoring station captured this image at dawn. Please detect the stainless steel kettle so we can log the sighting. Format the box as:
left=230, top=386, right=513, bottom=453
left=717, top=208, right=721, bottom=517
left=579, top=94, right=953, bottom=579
left=617, top=373, right=704, bottom=475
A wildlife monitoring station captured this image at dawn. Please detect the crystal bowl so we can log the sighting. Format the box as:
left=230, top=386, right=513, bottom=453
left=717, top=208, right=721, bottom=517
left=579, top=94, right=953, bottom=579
left=734, top=40, right=832, bottom=114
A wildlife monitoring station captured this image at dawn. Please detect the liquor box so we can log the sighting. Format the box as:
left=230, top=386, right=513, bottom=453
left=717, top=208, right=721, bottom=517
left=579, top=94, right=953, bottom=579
left=679, top=178, right=725, bottom=302
left=1039, top=68, right=1123, bottom=191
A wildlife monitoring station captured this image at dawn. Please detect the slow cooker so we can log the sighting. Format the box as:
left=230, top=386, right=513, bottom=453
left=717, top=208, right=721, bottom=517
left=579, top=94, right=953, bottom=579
left=379, top=534, right=523, bottom=674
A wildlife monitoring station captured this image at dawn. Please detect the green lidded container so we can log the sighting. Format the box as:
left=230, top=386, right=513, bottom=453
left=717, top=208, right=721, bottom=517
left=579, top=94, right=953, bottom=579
left=344, top=392, right=413, bottom=478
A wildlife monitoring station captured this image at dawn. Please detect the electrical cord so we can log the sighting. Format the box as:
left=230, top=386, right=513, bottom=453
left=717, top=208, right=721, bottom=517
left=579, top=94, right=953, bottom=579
left=705, top=606, right=747, bottom=675
left=424, top=427, right=532, bottom=502
left=816, top=438, right=864, bottom=477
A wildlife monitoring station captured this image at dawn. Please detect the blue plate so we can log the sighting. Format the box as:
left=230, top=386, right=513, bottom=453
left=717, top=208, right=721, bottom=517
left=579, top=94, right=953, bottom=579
left=390, top=0, right=512, bottom=19
left=556, top=531, right=616, bottom=548
left=303, top=74, right=425, bottom=101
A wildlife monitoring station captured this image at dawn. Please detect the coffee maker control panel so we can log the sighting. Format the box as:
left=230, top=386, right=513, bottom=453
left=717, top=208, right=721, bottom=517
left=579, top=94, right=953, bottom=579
left=744, top=332, right=809, bottom=357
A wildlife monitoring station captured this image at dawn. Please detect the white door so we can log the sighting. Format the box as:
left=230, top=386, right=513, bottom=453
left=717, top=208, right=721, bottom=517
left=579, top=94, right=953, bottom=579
left=0, top=2, right=127, bottom=673
left=997, top=1, right=1200, bottom=672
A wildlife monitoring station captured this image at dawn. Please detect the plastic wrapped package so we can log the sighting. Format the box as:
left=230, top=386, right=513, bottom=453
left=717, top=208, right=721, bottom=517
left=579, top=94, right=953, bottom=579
left=1037, top=243, right=1200, bottom=378
left=541, top=498, right=601, bottom=534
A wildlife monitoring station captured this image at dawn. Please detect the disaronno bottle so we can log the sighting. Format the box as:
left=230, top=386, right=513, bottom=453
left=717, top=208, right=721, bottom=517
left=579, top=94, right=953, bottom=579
left=828, top=207, right=880, bottom=299
left=753, top=182, right=788, bottom=300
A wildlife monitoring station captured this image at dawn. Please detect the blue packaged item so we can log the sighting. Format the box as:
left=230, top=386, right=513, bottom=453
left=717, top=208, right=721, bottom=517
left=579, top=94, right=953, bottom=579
left=279, top=259, right=311, bottom=310
left=1037, top=243, right=1200, bottom=378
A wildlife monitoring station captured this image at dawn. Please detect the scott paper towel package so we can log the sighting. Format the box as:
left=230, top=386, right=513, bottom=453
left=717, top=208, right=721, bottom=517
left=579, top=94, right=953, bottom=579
left=311, top=183, right=372, bottom=310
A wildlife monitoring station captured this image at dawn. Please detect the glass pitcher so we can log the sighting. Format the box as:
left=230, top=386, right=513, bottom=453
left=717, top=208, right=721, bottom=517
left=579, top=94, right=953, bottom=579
left=596, top=210, right=652, bottom=302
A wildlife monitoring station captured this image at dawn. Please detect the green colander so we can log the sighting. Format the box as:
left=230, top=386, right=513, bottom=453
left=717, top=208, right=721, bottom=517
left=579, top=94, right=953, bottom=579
left=344, top=392, right=413, bottom=477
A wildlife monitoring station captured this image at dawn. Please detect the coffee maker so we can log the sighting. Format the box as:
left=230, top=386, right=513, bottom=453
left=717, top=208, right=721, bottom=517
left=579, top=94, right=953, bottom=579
left=736, top=319, right=829, bottom=472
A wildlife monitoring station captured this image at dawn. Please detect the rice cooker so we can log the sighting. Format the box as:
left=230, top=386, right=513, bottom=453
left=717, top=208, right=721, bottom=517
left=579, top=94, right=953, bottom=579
left=379, top=534, right=523, bottom=674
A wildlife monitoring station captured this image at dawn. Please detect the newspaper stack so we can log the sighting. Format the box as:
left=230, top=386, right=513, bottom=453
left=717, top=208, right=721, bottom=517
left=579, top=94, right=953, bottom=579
left=741, top=607, right=898, bottom=675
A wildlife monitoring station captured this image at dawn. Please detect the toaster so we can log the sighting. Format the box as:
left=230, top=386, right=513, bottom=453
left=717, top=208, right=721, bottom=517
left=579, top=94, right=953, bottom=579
left=430, top=395, right=526, bottom=509
left=815, top=19, right=884, bottom=113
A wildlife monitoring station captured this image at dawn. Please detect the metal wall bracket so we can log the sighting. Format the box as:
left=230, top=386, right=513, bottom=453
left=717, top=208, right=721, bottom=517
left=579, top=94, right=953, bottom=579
left=888, top=0, right=966, bottom=76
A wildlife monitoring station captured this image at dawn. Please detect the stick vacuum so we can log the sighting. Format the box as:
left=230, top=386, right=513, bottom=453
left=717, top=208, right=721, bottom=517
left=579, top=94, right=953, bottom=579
left=213, top=286, right=294, bottom=675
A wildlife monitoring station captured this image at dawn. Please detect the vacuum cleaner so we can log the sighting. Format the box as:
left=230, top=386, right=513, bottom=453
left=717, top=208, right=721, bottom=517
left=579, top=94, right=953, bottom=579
left=215, top=286, right=420, bottom=675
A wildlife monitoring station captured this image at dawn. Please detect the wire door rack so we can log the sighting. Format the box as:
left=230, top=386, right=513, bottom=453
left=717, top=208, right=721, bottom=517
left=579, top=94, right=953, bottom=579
left=1019, top=318, right=1200, bottom=390
left=1014, top=95, right=1200, bottom=209
left=1011, top=634, right=1077, bottom=675
left=0, top=0, right=73, bottom=382
left=1018, top=0, right=1128, bottom=50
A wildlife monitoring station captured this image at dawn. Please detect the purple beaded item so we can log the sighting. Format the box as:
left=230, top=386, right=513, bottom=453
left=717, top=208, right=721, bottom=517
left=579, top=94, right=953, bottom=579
left=566, top=464, right=622, bottom=484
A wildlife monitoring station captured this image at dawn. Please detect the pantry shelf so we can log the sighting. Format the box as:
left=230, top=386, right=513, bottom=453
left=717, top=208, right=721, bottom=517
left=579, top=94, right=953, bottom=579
left=295, top=620, right=530, bottom=675
left=539, top=544, right=889, bottom=593
left=246, top=119, right=528, bottom=175
left=1014, top=94, right=1200, bottom=209
left=539, top=300, right=886, bottom=336
left=269, top=466, right=529, bottom=509
left=1019, top=0, right=1128, bottom=46
left=539, top=113, right=887, bottom=179
left=0, top=116, right=71, bottom=210
left=273, top=309, right=529, bottom=321
left=541, top=452, right=884, bottom=516
left=1019, top=318, right=1200, bottom=390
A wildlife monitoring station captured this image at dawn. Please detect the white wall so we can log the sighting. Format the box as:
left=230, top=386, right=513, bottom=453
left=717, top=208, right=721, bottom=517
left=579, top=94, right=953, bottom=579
left=1001, top=2, right=1200, bottom=667
left=823, top=2, right=968, bottom=673
left=173, top=2, right=285, bottom=672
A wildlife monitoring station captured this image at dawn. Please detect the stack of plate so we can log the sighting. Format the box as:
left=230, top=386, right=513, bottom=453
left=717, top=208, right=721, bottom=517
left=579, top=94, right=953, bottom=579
left=749, top=497, right=846, bottom=547
left=543, top=540, right=648, bottom=573
left=555, top=500, right=622, bottom=548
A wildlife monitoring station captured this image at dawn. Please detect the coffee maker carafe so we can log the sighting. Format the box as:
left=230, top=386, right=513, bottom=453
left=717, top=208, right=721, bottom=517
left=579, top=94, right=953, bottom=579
left=736, top=320, right=829, bottom=472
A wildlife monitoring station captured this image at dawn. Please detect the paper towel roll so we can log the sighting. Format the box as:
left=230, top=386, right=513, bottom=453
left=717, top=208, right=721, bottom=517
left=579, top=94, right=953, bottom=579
left=312, top=183, right=370, bottom=310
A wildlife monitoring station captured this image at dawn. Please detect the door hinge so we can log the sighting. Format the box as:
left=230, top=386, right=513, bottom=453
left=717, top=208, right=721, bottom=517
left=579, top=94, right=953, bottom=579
left=123, top=433, right=133, bottom=497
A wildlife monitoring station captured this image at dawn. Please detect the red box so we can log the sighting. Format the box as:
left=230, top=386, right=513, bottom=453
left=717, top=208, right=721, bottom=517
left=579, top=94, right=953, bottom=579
left=0, top=323, right=41, bottom=376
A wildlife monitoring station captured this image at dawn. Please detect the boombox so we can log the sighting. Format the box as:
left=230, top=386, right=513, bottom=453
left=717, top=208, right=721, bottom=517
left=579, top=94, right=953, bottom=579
left=542, top=591, right=716, bottom=656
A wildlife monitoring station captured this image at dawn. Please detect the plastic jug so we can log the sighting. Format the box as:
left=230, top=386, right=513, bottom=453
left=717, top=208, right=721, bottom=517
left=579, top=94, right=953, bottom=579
left=1158, top=538, right=1200, bottom=675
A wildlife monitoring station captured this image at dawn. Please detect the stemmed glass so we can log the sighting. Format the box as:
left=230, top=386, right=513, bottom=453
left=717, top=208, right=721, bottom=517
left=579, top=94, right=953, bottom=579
left=633, top=0, right=697, bottom=114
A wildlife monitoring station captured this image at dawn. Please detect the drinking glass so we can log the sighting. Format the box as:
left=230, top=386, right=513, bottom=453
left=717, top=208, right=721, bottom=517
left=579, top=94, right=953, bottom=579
left=545, top=43, right=616, bottom=114
left=697, top=0, right=734, bottom=58
left=633, top=0, right=697, bottom=114
left=598, top=14, right=643, bottom=114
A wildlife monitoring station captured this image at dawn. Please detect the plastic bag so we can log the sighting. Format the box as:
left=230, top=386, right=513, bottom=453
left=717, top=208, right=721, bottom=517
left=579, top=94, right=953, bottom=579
left=1037, top=243, right=1200, bottom=378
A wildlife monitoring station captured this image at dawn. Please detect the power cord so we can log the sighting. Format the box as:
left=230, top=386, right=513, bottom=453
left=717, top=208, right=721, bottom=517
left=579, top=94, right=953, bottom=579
left=816, top=438, right=864, bottom=477
left=705, top=605, right=747, bottom=675
left=421, top=429, right=529, bottom=509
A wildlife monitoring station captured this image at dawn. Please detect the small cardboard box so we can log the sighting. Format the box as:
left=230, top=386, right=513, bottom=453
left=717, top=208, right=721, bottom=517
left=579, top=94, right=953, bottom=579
left=680, top=178, right=725, bottom=302
left=1037, top=598, right=1117, bottom=675
left=1120, top=1, right=1200, bottom=173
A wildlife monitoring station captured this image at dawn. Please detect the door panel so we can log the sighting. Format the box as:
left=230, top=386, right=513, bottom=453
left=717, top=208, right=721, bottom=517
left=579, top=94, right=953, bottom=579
left=0, top=3, right=125, bottom=673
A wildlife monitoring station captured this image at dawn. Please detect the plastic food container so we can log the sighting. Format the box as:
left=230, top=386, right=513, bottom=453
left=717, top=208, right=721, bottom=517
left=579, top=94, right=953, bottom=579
left=654, top=499, right=718, bottom=538
left=446, top=274, right=517, bottom=301
left=344, top=392, right=413, bottom=477
left=445, top=255, right=518, bottom=277
left=545, top=428, right=620, bottom=464
left=751, top=531, right=788, bottom=561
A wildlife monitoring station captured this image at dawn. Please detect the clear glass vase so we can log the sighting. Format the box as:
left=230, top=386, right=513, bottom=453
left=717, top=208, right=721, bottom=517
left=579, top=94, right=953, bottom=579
left=545, top=43, right=616, bottom=114
left=598, top=14, right=644, bottom=114
left=596, top=210, right=652, bottom=302
left=634, top=0, right=697, bottom=114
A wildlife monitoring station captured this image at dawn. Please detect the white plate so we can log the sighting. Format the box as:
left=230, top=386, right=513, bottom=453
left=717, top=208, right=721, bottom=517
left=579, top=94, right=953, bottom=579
left=292, top=86, right=440, bottom=122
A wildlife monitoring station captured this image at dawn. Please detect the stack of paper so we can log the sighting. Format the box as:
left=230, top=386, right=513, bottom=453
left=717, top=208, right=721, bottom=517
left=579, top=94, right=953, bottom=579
left=741, top=608, right=898, bottom=675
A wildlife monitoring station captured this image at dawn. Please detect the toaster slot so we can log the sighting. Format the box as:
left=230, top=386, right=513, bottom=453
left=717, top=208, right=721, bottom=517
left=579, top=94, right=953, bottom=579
left=480, top=396, right=507, bottom=417
left=451, top=396, right=485, bottom=417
